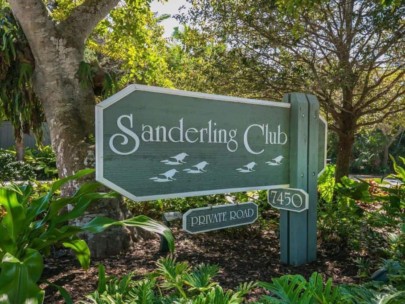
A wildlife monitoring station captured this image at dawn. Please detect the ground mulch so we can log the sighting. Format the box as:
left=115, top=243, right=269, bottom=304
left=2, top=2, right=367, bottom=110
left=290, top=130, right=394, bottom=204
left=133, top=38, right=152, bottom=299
left=42, top=215, right=362, bottom=303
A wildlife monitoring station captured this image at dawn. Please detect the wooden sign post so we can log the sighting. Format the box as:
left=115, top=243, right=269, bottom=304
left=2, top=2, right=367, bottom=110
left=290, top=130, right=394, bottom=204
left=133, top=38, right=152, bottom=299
left=279, top=93, right=320, bottom=265
left=95, top=85, right=327, bottom=266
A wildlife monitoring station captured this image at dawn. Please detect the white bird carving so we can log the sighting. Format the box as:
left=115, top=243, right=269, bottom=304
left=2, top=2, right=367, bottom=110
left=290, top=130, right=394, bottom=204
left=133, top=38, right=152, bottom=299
left=236, top=162, right=257, bottom=173
left=193, top=161, right=209, bottom=172
left=161, top=152, right=189, bottom=165
left=266, top=155, right=284, bottom=166
left=244, top=162, right=257, bottom=171
left=184, top=161, right=209, bottom=174
left=158, top=169, right=179, bottom=180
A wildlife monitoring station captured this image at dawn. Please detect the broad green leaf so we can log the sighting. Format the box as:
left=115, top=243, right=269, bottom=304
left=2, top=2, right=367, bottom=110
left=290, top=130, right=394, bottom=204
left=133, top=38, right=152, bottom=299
left=97, top=264, right=107, bottom=293
left=54, top=191, right=118, bottom=224
left=0, top=189, right=26, bottom=243
left=21, top=248, right=43, bottom=283
left=63, top=239, right=90, bottom=269
left=0, top=253, right=44, bottom=304
left=45, top=281, right=73, bottom=304
left=82, top=215, right=175, bottom=252
left=0, top=223, right=15, bottom=258
left=32, top=225, right=82, bottom=251
left=50, top=168, right=95, bottom=194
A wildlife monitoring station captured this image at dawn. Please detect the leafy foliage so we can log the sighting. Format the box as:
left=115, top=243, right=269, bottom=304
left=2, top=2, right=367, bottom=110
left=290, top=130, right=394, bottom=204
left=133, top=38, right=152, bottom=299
left=0, top=169, right=174, bottom=303
left=0, top=1, right=44, bottom=144
left=178, top=0, right=405, bottom=180
left=259, top=272, right=340, bottom=304
left=340, top=259, right=405, bottom=304
left=318, top=157, right=404, bottom=260
left=83, top=257, right=254, bottom=304
left=24, top=146, right=58, bottom=180
left=0, top=148, right=36, bottom=181
left=88, top=0, right=172, bottom=89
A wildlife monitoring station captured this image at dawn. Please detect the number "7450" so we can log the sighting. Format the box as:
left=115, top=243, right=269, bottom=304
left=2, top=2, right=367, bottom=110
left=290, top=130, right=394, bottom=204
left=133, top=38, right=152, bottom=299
left=267, top=188, right=309, bottom=212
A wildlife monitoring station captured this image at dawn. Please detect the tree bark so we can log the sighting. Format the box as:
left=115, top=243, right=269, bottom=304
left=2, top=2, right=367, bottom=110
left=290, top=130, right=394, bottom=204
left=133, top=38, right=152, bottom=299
left=381, top=127, right=404, bottom=172
left=8, top=0, right=131, bottom=258
left=335, top=132, right=355, bottom=182
left=14, top=134, right=24, bottom=161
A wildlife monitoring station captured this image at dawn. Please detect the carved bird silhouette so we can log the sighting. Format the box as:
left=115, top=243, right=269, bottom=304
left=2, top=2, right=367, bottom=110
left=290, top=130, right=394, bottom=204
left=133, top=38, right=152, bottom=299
left=266, top=155, right=284, bottom=166
left=237, top=162, right=257, bottom=172
left=159, top=169, right=179, bottom=180
left=192, top=161, right=209, bottom=172
left=184, top=161, right=209, bottom=173
left=161, top=152, right=189, bottom=165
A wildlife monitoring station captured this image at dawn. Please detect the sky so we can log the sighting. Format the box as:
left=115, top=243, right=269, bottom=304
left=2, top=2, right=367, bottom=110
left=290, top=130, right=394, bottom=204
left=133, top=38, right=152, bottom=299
left=150, top=0, right=190, bottom=37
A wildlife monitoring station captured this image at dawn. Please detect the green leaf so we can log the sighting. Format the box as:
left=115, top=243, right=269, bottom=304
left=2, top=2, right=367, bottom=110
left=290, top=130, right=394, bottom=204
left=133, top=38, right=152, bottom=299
left=45, top=282, right=73, bottom=304
left=50, top=168, right=95, bottom=194
left=21, top=248, right=44, bottom=283
left=54, top=191, right=118, bottom=224
left=0, top=223, right=15, bottom=259
left=97, top=264, right=107, bottom=293
left=63, top=239, right=90, bottom=270
left=0, top=189, right=26, bottom=244
left=0, top=253, right=44, bottom=304
left=82, top=215, right=175, bottom=252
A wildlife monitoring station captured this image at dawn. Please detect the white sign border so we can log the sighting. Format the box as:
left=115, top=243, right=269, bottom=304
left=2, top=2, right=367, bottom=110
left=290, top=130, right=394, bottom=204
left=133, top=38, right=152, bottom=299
left=182, top=202, right=259, bottom=234
left=96, top=84, right=292, bottom=202
left=318, top=116, right=328, bottom=177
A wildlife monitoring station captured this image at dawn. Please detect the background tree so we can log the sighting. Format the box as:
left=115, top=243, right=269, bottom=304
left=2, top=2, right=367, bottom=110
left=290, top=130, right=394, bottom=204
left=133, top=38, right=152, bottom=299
left=180, top=0, right=405, bottom=181
left=5, top=0, right=170, bottom=257
left=0, top=1, right=44, bottom=160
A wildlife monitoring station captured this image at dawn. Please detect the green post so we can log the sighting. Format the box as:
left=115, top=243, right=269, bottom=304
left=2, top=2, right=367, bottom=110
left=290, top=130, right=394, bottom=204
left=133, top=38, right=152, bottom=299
left=280, top=93, right=319, bottom=265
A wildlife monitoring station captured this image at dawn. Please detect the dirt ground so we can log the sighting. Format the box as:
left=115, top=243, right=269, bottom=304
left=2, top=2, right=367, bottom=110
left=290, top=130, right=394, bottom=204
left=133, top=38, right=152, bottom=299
left=42, top=214, right=362, bottom=303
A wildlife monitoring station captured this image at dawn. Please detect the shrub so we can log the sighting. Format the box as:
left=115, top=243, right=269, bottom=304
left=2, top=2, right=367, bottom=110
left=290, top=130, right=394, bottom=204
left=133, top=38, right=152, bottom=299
left=83, top=257, right=255, bottom=304
left=24, top=146, right=58, bottom=180
left=0, top=169, right=174, bottom=303
left=0, top=149, right=36, bottom=181
left=259, top=272, right=341, bottom=303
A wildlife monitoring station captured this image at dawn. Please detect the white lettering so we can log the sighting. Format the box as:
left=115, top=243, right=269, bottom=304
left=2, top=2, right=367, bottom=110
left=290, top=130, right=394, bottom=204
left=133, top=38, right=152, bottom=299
left=109, top=114, right=140, bottom=155
left=141, top=124, right=154, bottom=142
left=168, top=118, right=184, bottom=143
left=244, top=124, right=264, bottom=155
left=185, top=128, right=199, bottom=143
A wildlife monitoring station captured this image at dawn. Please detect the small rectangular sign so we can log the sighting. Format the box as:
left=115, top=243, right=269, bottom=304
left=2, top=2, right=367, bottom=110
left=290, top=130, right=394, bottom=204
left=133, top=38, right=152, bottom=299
left=268, top=188, right=308, bottom=212
left=182, top=202, right=258, bottom=234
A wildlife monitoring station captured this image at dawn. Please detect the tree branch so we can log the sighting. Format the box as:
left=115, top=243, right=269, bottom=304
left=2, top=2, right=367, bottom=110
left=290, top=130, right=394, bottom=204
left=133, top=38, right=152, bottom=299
left=59, top=0, right=120, bottom=45
left=8, top=0, right=57, bottom=63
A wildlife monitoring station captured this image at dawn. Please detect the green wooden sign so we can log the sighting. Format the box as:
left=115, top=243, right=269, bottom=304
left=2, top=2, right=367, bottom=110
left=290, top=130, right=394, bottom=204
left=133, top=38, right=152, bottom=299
left=268, top=188, right=308, bottom=212
left=96, top=85, right=326, bottom=202
left=96, top=85, right=294, bottom=201
left=182, top=202, right=258, bottom=234
left=96, top=86, right=328, bottom=267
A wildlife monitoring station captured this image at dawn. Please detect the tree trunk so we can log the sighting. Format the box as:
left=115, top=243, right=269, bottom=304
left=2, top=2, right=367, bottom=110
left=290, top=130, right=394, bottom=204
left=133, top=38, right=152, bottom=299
left=32, top=48, right=132, bottom=258
left=335, top=132, right=355, bottom=182
left=15, top=134, right=24, bottom=161
left=381, top=127, right=404, bottom=173
left=9, top=0, right=129, bottom=258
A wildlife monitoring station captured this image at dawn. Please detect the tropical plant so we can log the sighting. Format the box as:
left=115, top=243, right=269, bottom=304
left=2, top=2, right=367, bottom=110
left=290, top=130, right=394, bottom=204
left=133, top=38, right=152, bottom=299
left=340, top=259, right=405, bottom=304
left=258, top=272, right=341, bottom=303
left=24, top=145, right=58, bottom=180
left=0, top=1, right=44, bottom=161
left=83, top=257, right=254, bottom=304
left=0, top=148, right=36, bottom=181
left=0, top=169, right=174, bottom=303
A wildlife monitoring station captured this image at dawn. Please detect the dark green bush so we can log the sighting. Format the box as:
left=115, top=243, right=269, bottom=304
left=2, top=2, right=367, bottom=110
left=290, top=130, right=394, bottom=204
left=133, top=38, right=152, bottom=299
left=24, top=146, right=58, bottom=180
left=82, top=257, right=255, bottom=304
left=0, top=169, right=174, bottom=303
left=0, top=149, right=36, bottom=181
